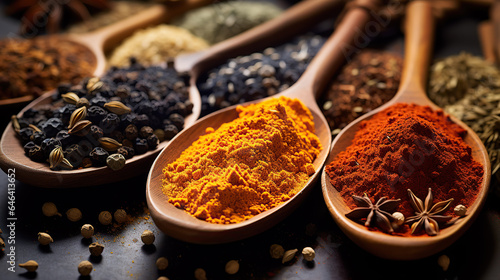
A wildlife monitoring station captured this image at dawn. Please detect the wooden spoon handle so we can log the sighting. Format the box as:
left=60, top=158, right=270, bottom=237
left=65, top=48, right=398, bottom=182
left=189, top=0, right=346, bottom=76
left=395, top=1, right=435, bottom=99
left=80, top=0, right=215, bottom=52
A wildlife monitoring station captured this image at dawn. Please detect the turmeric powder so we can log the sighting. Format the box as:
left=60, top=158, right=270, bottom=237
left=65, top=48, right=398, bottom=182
left=162, top=96, right=322, bottom=224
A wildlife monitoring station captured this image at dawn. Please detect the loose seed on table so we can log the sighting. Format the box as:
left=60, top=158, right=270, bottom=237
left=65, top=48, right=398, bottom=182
left=98, top=211, right=113, bottom=225
left=81, top=224, right=94, bottom=239
left=38, top=232, right=53, bottom=245
left=270, top=244, right=285, bottom=259
left=114, top=209, right=127, bottom=224
left=141, top=230, right=155, bottom=245
left=302, top=247, right=315, bottom=262
left=78, top=260, right=93, bottom=276
left=225, top=260, right=239, bottom=274
left=156, top=257, right=169, bottom=270
left=89, top=242, right=105, bottom=257
left=194, top=268, right=207, bottom=280
left=66, top=208, right=82, bottom=222
left=19, top=260, right=38, bottom=272
left=42, top=202, right=61, bottom=217
left=282, top=249, right=298, bottom=264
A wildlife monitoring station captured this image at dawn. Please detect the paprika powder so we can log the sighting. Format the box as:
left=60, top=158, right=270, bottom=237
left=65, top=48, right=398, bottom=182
left=162, top=96, right=321, bottom=224
left=326, top=103, right=483, bottom=235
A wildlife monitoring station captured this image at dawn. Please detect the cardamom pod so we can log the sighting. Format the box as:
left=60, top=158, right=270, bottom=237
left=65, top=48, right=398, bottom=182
left=68, top=120, right=92, bottom=136
left=68, top=107, right=87, bottom=129
left=59, top=158, right=74, bottom=170
left=62, top=92, right=80, bottom=105
left=11, top=115, right=20, bottom=133
left=282, top=249, right=298, bottom=264
left=104, top=101, right=131, bottom=115
left=98, top=137, right=122, bottom=151
left=49, top=146, right=63, bottom=169
left=19, top=260, right=38, bottom=272
left=87, top=77, right=103, bottom=93
left=28, top=124, right=41, bottom=133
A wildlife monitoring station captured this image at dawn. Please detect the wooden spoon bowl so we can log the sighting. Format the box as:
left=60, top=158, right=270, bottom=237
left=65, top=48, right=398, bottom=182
left=321, top=1, right=491, bottom=260
left=146, top=4, right=376, bottom=244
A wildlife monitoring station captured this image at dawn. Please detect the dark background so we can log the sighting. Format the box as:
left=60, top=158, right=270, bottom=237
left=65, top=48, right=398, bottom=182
left=1, top=1, right=499, bottom=280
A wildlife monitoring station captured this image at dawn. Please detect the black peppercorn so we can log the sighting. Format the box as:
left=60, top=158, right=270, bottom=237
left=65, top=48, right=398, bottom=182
left=124, top=124, right=138, bottom=141
left=169, top=114, right=184, bottom=130
left=41, top=118, right=64, bottom=138
left=110, top=130, right=125, bottom=143
left=90, top=96, right=108, bottom=107
left=117, top=146, right=135, bottom=159
left=101, top=113, right=120, bottom=134
left=134, top=138, right=149, bottom=155
left=56, top=130, right=73, bottom=147
left=54, top=105, right=76, bottom=126
left=28, top=146, right=45, bottom=162
left=89, top=125, right=104, bottom=143
left=23, top=108, right=39, bottom=119
left=41, top=138, right=62, bottom=158
left=147, top=134, right=159, bottom=150
left=23, top=141, right=38, bottom=155
left=30, top=130, right=46, bottom=145
left=133, top=114, right=149, bottom=128
left=90, top=147, right=109, bottom=166
left=87, top=106, right=107, bottom=124
left=163, top=124, right=179, bottom=140
left=64, top=144, right=84, bottom=168
left=139, top=126, right=153, bottom=139
left=18, top=127, right=34, bottom=144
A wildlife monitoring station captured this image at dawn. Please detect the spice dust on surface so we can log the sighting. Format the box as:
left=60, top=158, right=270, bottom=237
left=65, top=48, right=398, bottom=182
left=162, top=96, right=321, bottom=224
left=326, top=103, right=483, bottom=235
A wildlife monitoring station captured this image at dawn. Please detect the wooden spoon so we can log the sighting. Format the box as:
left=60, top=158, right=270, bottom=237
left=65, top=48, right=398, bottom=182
left=0, top=0, right=345, bottom=188
left=0, top=0, right=215, bottom=107
left=147, top=3, right=380, bottom=244
left=321, top=1, right=491, bottom=260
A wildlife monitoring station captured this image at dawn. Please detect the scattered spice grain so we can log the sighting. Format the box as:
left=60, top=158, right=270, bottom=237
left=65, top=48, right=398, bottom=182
left=78, top=260, right=93, bottom=276
left=320, top=50, right=403, bottom=133
left=0, top=38, right=95, bottom=99
left=156, top=257, right=169, bottom=270
left=19, top=260, right=39, bottom=272
left=162, top=96, right=321, bottom=224
left=38, top=232, right=53, bottom=245
left=141, top=230, right=155, bottom=245
left=225, top=260, right=239, bottom=274
left=81, top=224, right=95, bottom=239
left=66, top=208, right=82, bottom=222
left=42, top=202, right=61, bottom=217
left=99, top=211, right=113, bottom=225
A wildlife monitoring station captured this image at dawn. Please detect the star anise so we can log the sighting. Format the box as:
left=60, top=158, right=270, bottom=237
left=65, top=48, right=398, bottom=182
left=406, top=188, right=453, bottom=236
left=345, top=193, right=401, bottom=234
left=5, top=0, right=110, bottom=36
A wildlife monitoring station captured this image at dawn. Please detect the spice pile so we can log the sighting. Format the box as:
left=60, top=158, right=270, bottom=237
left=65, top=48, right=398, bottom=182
left=108, top=25, right=209, bottom=67
left=15, top=60, right=192, bottom=170
left=0, top=38, right=96, bottom=99
left=428, top=53, right=500, bottom=176
left=326, top=103, right=483, bottom=236
left=173, top=1, right=282, bottom=45
left=197, top=35, right=326, bottom=116
left=162, top=96, right=321, bottom=224
left=320, top=50, right=403, bottom=134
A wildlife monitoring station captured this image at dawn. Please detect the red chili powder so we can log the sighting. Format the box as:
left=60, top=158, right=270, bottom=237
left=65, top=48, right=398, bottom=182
left=326, top=103, right=483, bottom=219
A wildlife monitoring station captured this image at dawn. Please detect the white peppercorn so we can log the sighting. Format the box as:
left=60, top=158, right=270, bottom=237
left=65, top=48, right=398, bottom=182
left=114, top=209, right=128, bottom=224
left=38, top=232, right=53, bottom=245
left=391, top=212, right=405, bottom=227
left=66, top=208, right=82, bottom=222
left=98, top=211, right=113, bottom=225
left=156, top=257, right=169, bottom=270
left=302, top=247, right=315, bottom=262
left=81, top=224, right=94, bottom=239
left=89, top=242, right=105, bottom=257
left=78, top=260, right=93, bottom=276
left=454, top=204, right=467, bottom=217
left=141, top=230, right=155, bottom=245
left=42, top=202, right=61, bottom=217
left=225, top=260, right=239, bottom=274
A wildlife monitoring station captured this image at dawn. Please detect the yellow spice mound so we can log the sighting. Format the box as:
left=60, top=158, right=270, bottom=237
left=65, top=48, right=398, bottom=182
left=162, top=96, right=322, bottom=224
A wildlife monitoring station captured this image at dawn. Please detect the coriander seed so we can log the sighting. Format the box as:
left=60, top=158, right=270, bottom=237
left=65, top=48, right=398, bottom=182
left=89, top=242, right=105, bottom=256
left=270, top=244, right=284, bottom=259
left=282, top=249, right=298, bottom=264
left=42, top=202, right=61, bottom=217
left=19, top=260, right=39, bottom=272
left=114, top=209, right=127, bottom=224
left=81, top=224, right=94, bottom=239
left=156, top=257, right=169, bottom=270
left=194, top=268, right=207, bottom=280
left=438, top=255, right=450, bottom=271
left=454, top=204, right=467, bottom=217
left=302, top=247, right=315, bottom=262
left=78, top=260, right=93, bottom=276
left=66, top=208, right=82, bottom=222
left=141, top=230, right=155, bottom=245
left=98, top=211, right=113, bottom=225
left=106, top=153, right=126, bottom=171
left=38, top=232, right=53, bottom=245
left=225, top=260, right=239, bottom=275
